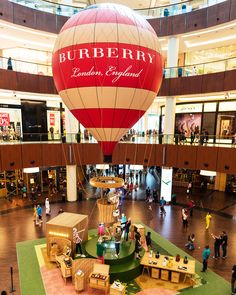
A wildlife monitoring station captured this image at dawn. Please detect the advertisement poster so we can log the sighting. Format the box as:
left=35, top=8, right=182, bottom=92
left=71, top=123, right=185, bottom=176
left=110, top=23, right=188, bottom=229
left=0, top=113, right=10, bottom=126
left=49, top=113, right=55, bottom=126
left=175, top=113, right=202, bottom=137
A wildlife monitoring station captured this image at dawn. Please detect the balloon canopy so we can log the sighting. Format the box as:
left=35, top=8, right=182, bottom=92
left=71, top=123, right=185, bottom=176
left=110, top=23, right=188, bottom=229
left=52, top=3, right=163, bottom=159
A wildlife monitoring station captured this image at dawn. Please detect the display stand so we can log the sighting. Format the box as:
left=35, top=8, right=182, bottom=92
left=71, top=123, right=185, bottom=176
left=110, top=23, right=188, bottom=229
left=89, top=263, right=110, bottom=294
left=110, top=282, right=126, bottom=295
left=74, top=271, right=84, bottom=292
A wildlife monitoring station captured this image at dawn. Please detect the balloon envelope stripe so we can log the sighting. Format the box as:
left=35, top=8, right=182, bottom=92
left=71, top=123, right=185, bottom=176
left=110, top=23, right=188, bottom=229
left=71, top=108, right=145, bottom=128
left=60, top=8, right=155, bottom=34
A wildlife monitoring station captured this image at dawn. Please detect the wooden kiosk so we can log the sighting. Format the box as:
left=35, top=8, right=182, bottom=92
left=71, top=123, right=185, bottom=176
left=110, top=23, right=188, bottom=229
left=46, top=212, right=88, bottom=258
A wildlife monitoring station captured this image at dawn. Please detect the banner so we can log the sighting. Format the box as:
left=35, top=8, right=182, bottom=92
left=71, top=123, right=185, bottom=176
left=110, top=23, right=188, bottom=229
left=49, top=113, right=55, bottom=126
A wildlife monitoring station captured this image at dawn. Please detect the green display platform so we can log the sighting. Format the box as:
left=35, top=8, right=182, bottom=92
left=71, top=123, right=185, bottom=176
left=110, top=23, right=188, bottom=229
left=84, top=236, right=142, bottom=282
left=84, top=237, right=136, bottom=265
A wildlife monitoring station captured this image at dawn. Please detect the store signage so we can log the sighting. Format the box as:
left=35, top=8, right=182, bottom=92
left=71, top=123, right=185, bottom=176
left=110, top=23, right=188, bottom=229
left=49, top=113, right=55, bottom=126
left=176, top=104, right=203, bottom=114
left=0, top=113, right=10, bottom=126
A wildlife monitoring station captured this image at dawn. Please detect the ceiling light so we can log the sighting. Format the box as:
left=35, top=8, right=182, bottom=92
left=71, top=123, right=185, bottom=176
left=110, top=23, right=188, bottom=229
left=23, top=167, right=40, bottom=173
left=96, top=164, right=109, bottom=170
left=200, top=170, right=216, bottom=177
left=185, top=34, right=236, bottom=47
left=182, top=22, right=236, bottom=38
left=0, top=21, right=57, bottom=39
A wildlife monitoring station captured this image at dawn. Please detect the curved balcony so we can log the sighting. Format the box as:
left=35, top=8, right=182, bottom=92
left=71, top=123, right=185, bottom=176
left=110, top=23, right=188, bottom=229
left=0, top=0, right=235, bottom=36
left=10, top=0, right=227, bottom=18
left=0, top=140, right=236, bottom=175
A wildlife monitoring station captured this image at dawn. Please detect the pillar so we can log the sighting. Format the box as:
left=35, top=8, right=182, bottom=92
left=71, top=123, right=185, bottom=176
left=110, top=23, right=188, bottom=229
left=66, top=165, right=77, bottom=201
left=161, top=37, right=179, bottom=201
left=65, top=106, right=78, bottom=143
left=214, top=172, right=227, bottom=192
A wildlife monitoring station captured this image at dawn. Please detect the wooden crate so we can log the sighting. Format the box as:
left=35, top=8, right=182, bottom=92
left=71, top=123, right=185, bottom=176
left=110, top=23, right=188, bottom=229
left=161, top=270, right=169, bottom=281
left=74, top=272, right=84, bottom=291
left=89, top=263, right=110, bottom=293
left=110, top=282, right=126, bottom=295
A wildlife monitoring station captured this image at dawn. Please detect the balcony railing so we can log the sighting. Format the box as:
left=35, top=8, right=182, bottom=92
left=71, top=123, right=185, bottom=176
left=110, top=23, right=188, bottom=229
left=9, top=0, right=226, bottom=18
left=1, top=132, right=236, bottom=148
left=1, top=55, right=236, bottom=79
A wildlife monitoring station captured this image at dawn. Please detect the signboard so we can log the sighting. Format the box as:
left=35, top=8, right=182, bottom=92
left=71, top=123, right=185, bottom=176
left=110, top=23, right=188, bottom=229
left=0, top=113, right=10, bottom=126
left=160, top=167, right=173, bottom=202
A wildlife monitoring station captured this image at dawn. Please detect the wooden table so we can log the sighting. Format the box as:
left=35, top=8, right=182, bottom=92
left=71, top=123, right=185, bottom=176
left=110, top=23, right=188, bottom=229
left=140, top=252, right=195, bottom=283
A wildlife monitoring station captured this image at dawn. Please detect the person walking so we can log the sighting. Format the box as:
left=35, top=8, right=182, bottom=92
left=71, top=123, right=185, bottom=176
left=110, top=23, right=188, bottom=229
left=45, top=197, right=50, bottom=215
left=146, top=232, right=152, bottom=251
left=7, top=57, right=13, bottom=70
left=221, top=231, right=228, bottom=259
left=182, top=208, right=188, bottom=230
left=160, top=197, right=166, bottom=215
left=211, top=233, right=222, bottom=259
left=36, top=204, right=42, bottom=227
left=114, top=227, right=122, bottom=258
left=201, top=245, right=211, bottom=272
left=205, top=212, right=212, bottom=230
left=188, top=199, right=195, bottom=217
left=232, top=265, right=236, bottom=294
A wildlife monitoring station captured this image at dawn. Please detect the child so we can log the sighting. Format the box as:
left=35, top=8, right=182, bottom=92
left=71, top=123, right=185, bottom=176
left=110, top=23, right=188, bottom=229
left=185, top=234, right=195, bottom=251
left=206, top=212, right=212, bottom=230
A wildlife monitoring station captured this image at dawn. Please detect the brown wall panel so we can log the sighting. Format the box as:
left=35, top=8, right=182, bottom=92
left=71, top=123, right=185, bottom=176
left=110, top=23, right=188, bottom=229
left=0, top=70, right=17, bottom=90
left=201, top=72, right=224, bottom=93
left=158, top=78, right=169, bottom=96
left=21, top=144, right=43, bottom=168
left=16, top=72, right=39, bottom=93
left=61, top=144, right=75, bottom=165
left=230, top=0, right=236, bottom=21
left=159, top=17, right=173, bottom=36
left=171, top=14, right=186, bottom=35
left=113, top=144, right=130, bottom=164
left=168, top=78, right=183, bottom=96
left=207, top=1, right=231, bottom=27
left=13, top=4, right=36, bottom=29
left=177, top=145, right=197, bottom=170
left=186, top=9, right=207, bottom=32
left=0, top=1, right=13, bottom=22
left=182, top=75, right=203, bottom=95
left=134, top=144, right=156, bottom=166
left=196, top=146, right=218, bottom=171
left=1, top=145, right=22, bottom=171
left=38, top=76, right=58, bottom=94
left=72, top=144, right=84, bottom=165
left=155, top=145, right=164, bottom=166
left=165, top=145, right=178, bottom=168
left=82, top=143, right=103, bottom=164
left=224, top=70, right=236, bottom=91
left=42, top=144, right=62, bottom=167
left=217, top=148, right=236, bottom=174
left=35, top=10, right=57, bottom=33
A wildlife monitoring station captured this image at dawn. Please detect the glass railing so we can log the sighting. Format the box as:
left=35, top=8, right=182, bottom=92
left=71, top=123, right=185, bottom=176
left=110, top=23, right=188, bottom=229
left=9, top=0, right=226, bottom=18
left=164, top=56, right=236, bottom=78
left=2, top=55, right=236, bottom=79
left=1, top=132, right=236, bottom=148
left=0, top=56, right=52, bottom=76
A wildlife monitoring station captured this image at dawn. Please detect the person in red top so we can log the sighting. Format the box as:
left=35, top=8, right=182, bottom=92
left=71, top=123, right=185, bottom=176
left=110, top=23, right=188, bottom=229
left=129, top=182, right=133, bottom=193
left=188, top=199, right=195, bottom=217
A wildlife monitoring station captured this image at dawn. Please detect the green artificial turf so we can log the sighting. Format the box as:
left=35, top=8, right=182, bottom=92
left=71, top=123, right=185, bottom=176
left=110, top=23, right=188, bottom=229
left=16, top=238, right=46, bottom=295
left=140, top=223, right=231, bottom=295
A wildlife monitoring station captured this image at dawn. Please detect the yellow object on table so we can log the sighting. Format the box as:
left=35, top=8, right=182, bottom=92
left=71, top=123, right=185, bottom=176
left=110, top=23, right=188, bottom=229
left=110, top=282, right=126, bottom=295
left=74, top=271, right=84, bottom=292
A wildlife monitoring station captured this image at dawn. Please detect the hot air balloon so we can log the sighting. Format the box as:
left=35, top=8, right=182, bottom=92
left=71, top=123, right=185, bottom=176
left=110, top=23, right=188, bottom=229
left=52, top=3, right=163, bottom=162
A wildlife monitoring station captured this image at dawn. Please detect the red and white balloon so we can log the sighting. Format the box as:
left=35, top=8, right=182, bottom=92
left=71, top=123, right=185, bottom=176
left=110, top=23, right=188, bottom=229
left=52, top=3, right=163, bottom=157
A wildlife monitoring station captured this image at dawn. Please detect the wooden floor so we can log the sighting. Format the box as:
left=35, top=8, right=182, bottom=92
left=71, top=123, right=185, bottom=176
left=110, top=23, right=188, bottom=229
left=0, top=191, right=235, bottom=294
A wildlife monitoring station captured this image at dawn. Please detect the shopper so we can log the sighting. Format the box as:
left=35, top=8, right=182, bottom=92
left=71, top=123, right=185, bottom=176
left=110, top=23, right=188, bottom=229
left=49, top=126, right=54, bottom=140
left=124, top=218, right=131, bottom=242
left=33, top=204, right=37, bottom=223
left=201, top=245, right=211, bottom=272
left=232, top=265, right=236, bottom=294
left=211, top=233, right=222, bottom=259
left=37, top=204, right=42, bottom=226
left=7, top=57, right=13, bottom=70
left=114, top=227, right=122, bottom=258
left=160, top=197, right=166, bottom=215
left=45, top=198, right=50, bottom=216
left=221, top=231, right=228, bottom=259
left=120, top=213, right=127, bottom=232
left=73, top=227, right=84, bottom=258
left=96, top=237, right=105, bottom=264
left=135, top=228, right=142, bottom=259
left=182, top=208, right=188, bottom=230
left=146, top=232, right=152, bottom=251
left=205, top=212, right=212, bottom=230
left=188, top=199, right=195, bottom=217
left=185, top=234, right=195, bottom=251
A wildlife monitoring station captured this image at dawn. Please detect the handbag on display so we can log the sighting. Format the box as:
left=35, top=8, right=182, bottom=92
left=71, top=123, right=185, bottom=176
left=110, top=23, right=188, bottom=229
left=176, top=254, right=180, bottom=262
left=183, top=256, right=188, bottom=264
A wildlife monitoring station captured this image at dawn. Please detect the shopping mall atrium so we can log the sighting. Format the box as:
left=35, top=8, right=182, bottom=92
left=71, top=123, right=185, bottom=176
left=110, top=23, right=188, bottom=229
left=0, top=0, right=236, bottom=294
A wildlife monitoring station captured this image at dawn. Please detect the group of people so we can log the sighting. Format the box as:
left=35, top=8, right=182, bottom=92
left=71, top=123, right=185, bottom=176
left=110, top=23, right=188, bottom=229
left=33, top=198, right=51, bottom=226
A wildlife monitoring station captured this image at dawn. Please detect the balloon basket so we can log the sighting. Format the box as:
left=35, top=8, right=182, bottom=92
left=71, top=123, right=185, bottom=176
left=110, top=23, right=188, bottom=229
left=104, top=155, right=112, bottom=163
left=97, top=199, right=117, bottom=224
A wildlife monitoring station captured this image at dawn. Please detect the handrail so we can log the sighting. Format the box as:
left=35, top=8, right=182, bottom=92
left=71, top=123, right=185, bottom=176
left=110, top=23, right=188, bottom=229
left=9, top=0, right=227, bottom=18
left=1, top=55, right=236, bottom=78
left=1, top=132, right=236, bottom=147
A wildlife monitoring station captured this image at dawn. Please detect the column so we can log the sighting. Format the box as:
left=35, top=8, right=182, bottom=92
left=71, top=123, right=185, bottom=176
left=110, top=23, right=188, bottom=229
left=161, top=37, right=179, bottom=203
left=214, top=172, right=227, bottom=192
left=65, top=106, right=78, bottom=143
left=66, top=165, right=77, bottom=202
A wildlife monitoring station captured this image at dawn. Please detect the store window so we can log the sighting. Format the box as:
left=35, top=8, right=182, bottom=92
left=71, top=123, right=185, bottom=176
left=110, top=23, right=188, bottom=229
left=175, top=113, right=201, bottom=137
left=0, top=108, right=22, bottom=141
left=202, top=113, right=216, bottom=136
left=216, top=113, right=236, bottom=138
